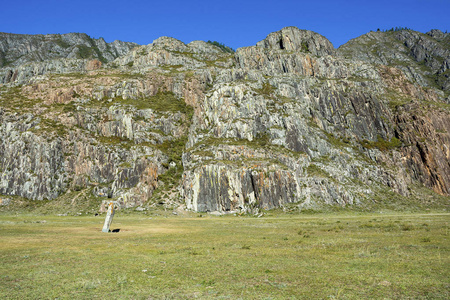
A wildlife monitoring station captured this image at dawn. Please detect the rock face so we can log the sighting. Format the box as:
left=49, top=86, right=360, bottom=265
left=338, top=29, right=450, bottom=96
left=0, top=32, right=138, bottom=85
left=0, top=27, right=449, bottom=212
left=256, top=27, right=335, bottom=56
left=0, top=32, right=137, bottom=67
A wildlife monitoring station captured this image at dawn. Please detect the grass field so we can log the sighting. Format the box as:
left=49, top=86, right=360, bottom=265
left=0, top=211, right=449, bottom=299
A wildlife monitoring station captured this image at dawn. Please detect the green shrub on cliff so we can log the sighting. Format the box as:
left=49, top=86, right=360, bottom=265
left=361, top=135, right=402, bottom=151
left=206, top=40, right=235, bottom=53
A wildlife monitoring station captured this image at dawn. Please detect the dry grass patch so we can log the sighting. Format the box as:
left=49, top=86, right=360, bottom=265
left=0, top=212, right=448, bottom=299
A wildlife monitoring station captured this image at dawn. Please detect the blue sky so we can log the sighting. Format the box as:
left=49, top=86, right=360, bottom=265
left=1, top=0, right=449, bottom=49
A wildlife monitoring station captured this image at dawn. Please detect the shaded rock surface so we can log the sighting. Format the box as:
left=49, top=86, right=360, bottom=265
left=0, top=27, right=449, bottom=212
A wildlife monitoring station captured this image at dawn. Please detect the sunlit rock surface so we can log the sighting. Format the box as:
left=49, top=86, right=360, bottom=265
left=1, top=27, right=449, bottom=212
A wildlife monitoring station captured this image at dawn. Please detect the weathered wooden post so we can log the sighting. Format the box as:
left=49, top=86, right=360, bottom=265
left=102, top=201, right=115, bottom=233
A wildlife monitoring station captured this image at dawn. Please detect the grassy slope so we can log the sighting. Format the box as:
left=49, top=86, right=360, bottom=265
left=0, top=212, right=448, bottom=299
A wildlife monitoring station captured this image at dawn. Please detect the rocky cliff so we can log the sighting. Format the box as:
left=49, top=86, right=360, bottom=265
left=0, top=32, right=137, bottom=66
left=0, top=32, right=138, bottom=85
left=0, top=27, right=448, bottom=213
left=338, top=29, right=450, bottom=97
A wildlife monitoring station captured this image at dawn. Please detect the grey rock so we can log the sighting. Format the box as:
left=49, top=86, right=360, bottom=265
left=0, top=32, right=138, bottom=67
left=256, top=26, right=335, bottom=56
left=0, top=32, right=138, bottom=85
left=0, top=197, right=11, bottom=206
left=337, top=29, right=450, bottom=92
left=1, top=27, right=449, bottom=213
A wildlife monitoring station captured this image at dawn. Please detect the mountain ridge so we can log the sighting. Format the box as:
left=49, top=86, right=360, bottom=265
left=0, top=32, right=138, bottom=67
left=0, top=27, right=448, bottom=213
left=338, top=29, right=450, bottom=97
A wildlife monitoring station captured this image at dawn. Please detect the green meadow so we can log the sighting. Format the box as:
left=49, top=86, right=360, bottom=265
left=0, top=211, right=449, bottom=299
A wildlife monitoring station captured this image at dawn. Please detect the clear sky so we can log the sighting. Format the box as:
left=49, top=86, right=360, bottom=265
left=1, top=0, right=449, bottom=49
